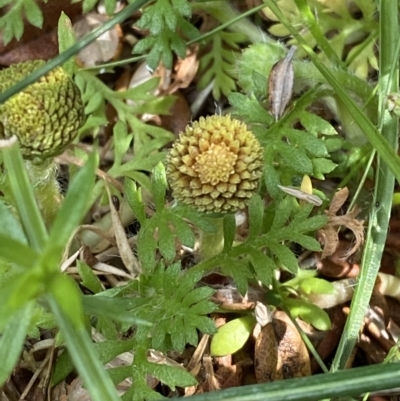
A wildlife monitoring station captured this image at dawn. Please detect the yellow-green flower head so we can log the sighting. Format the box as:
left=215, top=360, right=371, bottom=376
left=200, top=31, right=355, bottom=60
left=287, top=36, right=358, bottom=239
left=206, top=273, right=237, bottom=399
left=166, top=115, right=264, bottom=213
left=0, top=60, right=84, bottom=159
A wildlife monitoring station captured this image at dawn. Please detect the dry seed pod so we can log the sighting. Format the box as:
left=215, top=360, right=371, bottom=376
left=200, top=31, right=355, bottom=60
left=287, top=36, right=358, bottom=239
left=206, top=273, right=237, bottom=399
left=268, top=46, right=296, bottom=120
left=254, top=311, right=311, bottom=383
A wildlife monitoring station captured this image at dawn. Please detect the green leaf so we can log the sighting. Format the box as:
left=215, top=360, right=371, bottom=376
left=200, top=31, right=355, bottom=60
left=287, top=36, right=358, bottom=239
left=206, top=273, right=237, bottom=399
left=263, top=164, right=281, bottom=198
left=49, top=297, right=121, bottom=401
left=77, top=261, right=103, bottom=294
left=81, top=0, right=100, bottom=13
left=172, top=205, right=216, bottom=233
left=291, top=213, right=327, bottom=233
left=247, top=248, right=274, bottom=286
left=148, top=362, right=197, bottom=389
left=286, top=298, right=331, bottom=331
left=169, top=213, right=195, bottom=248
left=7, top=268, right=44, bottom=310
left=83, top=295, right=151, bottom=326
left=49, top=273, right=84, bottom=329
left=275, top=142, right=313, bottom=175
left=198, top=31, right=246, bottom=99
left=124, top=178, right=146, bottom=225
left=312, top=158, right=338, bottom=177
left=248, top=194, right=264, bottom=239
left=290, top=234, right=322, bottom=251
left=151, top=162, right=167, bottom=211
left=47, top=154, right=96, bottom=259
left=57, top=12, right=75, bottom=76
left=158, top=214, right=176, bottom=262
left=181, top=286, right=215, bottom=308
left=299, top=111, right=338, bottom=136
left=113, top=121, right=133, bottom=169
left=229, top=92, right=273, bottom=125
left=0, top=200, right=27, bottom=243
left=23, top=0, right=43, bottom=27
left=1, top=140, right=48, bottom=251
left=0, top=302, right=34, bottom=385
left=52, top=338, right=135, bottom=385
left=285, top=129, right=328, bottom=158
left=137, top=220, right=157, bottom=272
left=0, top=235, right=38, bottom=269
left=220, top=258, right=252, bottom=295
left=299, top=277, right=336, bottom=295
left=210, top=315, right=256, bottom=356
left=223, top=213, right=236, bottom=252
left=237, top=41, right=286, bottom=96
left=268, top=241, right=299, bottom=274
left=271, top=197, right=294, bottom=231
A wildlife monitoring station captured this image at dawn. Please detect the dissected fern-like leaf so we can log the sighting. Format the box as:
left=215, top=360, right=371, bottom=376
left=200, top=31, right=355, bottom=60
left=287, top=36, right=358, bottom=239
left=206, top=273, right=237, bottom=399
left=198, top=31, right=247, bottom=99
left=133, top=0, right=198, bottom=70
left=128, top=263, right=217, bottom=352
left=0, top=0, right=45, bottom=44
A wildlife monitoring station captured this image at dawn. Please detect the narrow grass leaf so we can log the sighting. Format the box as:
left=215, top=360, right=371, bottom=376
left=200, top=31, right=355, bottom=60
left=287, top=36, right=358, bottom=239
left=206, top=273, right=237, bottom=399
left=1, top=140, right=48, bottom=251
left=0, top=235, right=38, bottom=269
left=49, top=273, right=85, bottom=329
left=48, top=154, right=96, bottom=251
left=0, top=302, right=34, bottom=385
left=48, top=296, right=121, bottom=401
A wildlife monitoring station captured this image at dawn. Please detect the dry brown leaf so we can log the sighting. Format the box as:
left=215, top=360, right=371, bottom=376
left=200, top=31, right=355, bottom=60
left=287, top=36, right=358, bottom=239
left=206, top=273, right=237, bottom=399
left=106, top=186, right=141, bottom=275
left=74, top=13, right=122, bottom=67
left=168, top=47, right=199, bottom=93
left=268, top=46, right=296, bottom=120
left=254, top=311, right=311, bottom=383
left=318, top=187, right=364, bottom=259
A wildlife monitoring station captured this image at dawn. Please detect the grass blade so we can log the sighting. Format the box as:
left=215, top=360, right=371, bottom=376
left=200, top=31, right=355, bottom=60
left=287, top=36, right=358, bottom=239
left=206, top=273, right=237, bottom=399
left=48, top=295, right=121, bottom=401
left=0, top=303, right=34, bottom=385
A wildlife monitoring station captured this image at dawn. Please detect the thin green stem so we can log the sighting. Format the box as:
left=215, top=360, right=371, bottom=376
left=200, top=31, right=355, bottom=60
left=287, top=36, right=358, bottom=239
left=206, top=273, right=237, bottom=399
left=346, top=149, right=375, bottom=212
left=188, top=2, right=268, bottom=45
left=188, top=361, right=400, bottom=401
left=191, top=1, right=272, bottom=44
left=331, top=0, right=399, bottom=371
left=293, top=0, right=343, bottom=67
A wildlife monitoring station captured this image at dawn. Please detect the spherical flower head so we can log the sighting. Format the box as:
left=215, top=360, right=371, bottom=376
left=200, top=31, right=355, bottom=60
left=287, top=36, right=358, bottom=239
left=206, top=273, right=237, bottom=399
left=166, top=115, right=264, bottom=213
left=0, top=60, right=84, bottom=159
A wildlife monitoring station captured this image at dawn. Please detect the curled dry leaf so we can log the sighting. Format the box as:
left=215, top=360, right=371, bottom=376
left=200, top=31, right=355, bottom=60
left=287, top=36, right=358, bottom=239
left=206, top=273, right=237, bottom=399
left=313, top=240, right=361, bottom=278
left=106, top=187, right=142, bottom=275
left=254, top=311, right=311, bottom=383
left=318, top=187, right=364, bottom=259
left=268, top=46, right=296, bottom=120
left=168, top=47, right=199, bottom=94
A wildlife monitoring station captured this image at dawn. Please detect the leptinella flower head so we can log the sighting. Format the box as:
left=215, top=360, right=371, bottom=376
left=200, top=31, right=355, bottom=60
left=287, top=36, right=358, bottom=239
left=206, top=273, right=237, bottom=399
left=0, top=60, right=84, bottom=160
left=166, top=115, right=264, bottom=213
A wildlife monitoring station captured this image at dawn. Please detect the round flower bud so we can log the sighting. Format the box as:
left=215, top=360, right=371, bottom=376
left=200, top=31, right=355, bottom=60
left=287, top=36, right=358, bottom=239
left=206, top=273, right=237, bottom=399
left=0, top=60, right=84, bottom=159
left=166, top=115, right=263, bottom=213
